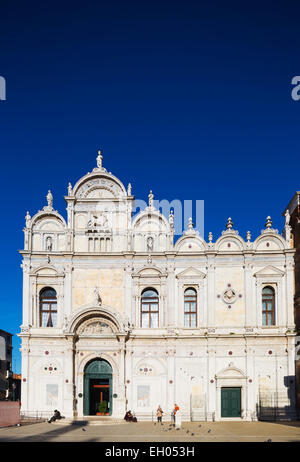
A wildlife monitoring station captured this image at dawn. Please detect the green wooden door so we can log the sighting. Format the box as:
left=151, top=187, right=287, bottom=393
left=84, top=359, right=113, bottom=416
left=221, top=387, right=241, bottom=417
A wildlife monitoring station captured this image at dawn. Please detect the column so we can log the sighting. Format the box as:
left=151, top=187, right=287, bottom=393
left=63, top=337, right=75, bottom=418
left=207, top=256, right=216, bottom=328
left=244, top=256, right=254, bottom=328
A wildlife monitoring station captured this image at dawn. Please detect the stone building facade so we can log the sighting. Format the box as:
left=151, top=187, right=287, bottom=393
left=0, top=329, right=13, bottom=400
left=19, top=152, right=297, bottom=421
left=283, top=193, right=300, bottom=413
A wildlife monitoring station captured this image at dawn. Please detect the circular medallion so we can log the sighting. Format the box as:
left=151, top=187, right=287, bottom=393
left=222, top=288, right=237, bottom=305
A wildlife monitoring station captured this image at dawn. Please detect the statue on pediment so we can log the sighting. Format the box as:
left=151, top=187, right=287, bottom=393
left=25, top=211, right=31, bottom=228
left=47, top=190, right=53, bottom=208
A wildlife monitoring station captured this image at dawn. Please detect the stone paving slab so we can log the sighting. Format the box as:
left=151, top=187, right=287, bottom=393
left=1, top=421, right=300, bottom=442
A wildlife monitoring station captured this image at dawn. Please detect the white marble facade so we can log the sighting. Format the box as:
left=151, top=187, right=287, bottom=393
left=19, top=152, right=297, bottom=421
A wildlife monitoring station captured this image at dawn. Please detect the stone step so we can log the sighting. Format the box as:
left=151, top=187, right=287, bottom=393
left=52, top=417, right=127, bottom=426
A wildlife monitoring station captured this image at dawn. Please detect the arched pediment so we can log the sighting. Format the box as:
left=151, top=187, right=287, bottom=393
left=253, top=233, right=286, bottom=251
left=31, top=211, right=66, bottom=230
left=132, top=209, right=170, bottom=233
left=137, top=267, right=163, bottom=276
left=175, top=235, right=207, bottom=252
left=216, top=365, right=246, bottom=379
left=31, top=265, right=60, bottom=276
left=215, top=233, right=245, bottom=252
left=132, top=266, right=166, bottom=279
left=73, top=172, right=127, bottom=200
left=67, top=305, right=129, bottom=335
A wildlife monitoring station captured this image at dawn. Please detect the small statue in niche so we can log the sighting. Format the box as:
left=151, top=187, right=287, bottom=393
left=94, top=286, right=102, bottom=306
left=46, top=236, right=53, bottom=251
left=147, top=236, right=154, bottom=252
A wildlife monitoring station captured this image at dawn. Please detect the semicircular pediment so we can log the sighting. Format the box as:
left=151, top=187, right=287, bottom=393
left=73, top=173, right=126, bottom=200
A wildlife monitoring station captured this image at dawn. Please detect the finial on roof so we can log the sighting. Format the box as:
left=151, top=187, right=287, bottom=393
left=187, top=217, right=194, bottom=230
left=169, top=209, right=174, bottom=228
left=265, top=216, right=272, bottom=229
left=148, top=190, right=154, bottom=208
left=226, top=217, right=233, bottom=230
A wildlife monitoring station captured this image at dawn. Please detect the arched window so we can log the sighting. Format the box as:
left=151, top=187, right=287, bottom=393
left=141, top=288, right=159, bottom=328
left=262, top=286, right=275, bottom=326
left=40, top=287, right=57, bottom=327
left=184, top=288, right=197, bottom=327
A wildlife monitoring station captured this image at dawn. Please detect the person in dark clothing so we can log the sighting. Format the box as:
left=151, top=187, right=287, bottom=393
left=124, top=410, right=133, bottom=422
left=48, top=409, right=61, bottom=423
left=124, top=410, right=138, bottom=422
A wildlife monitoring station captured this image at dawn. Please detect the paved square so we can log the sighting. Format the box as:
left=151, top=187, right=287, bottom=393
left=1, top=421, right=300, bottom=442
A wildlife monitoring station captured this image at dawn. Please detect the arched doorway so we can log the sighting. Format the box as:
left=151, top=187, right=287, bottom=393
left=84, top=359, right=113, bottom=416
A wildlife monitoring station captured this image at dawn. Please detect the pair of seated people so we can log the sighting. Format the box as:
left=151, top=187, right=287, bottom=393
left=48, top=410, right=62, bottom=423
left=124, top=410, right=137, bottom=422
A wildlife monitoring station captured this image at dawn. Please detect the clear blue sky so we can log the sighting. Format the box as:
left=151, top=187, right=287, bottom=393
left=0, top=0, right=299, bottom=373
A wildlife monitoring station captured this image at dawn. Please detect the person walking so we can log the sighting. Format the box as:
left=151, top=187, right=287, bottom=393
left=171, top=403, right=179, bottom=426
left=156, top=405, right=163, bottom=424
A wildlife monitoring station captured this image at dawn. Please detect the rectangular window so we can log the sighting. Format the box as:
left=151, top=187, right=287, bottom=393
left=184, top=291, right=197, bottom=327
left=262, top=287, right=275, bottom=326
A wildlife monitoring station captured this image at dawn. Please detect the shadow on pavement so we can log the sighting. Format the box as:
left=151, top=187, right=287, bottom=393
left=0, top=422, right=90, bottom=443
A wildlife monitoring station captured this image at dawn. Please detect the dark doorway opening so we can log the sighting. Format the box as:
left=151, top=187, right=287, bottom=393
left=90, top=378, right=110, bottom=415
left=83, top=358, right=113, bottom=416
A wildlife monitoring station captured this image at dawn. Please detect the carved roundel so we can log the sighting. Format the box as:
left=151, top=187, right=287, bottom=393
left=222, top=288, right=237, bottom=305
left=77, top=317, right=115, bottom=335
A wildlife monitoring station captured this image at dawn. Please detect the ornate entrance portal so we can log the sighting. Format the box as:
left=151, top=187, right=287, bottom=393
left=84, top=359, right=113, bottom=416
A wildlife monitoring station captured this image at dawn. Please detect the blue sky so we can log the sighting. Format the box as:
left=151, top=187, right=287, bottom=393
left=0, top=0, right=299, bottom=373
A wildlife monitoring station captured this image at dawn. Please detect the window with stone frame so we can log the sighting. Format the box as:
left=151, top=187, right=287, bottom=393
left=141, top=288, right=159, bottom=328
left=184, top=288, right=197, bottom=327
left=262, top=286, right=275, bottom=326
left=39, top=287, right=57, bottom=327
